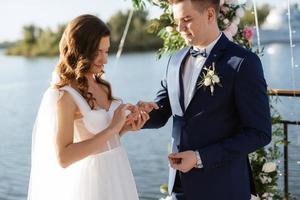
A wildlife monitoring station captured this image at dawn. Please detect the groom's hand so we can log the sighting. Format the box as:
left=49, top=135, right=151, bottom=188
left=168, top=151, right=197, bottom=173
left=137, top=101, right=159, bottom=113
left=128, top=109, right=149, bottom=130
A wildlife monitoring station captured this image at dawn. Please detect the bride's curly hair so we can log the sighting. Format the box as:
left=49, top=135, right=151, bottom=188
left=55, top=14, right=115, bottom=109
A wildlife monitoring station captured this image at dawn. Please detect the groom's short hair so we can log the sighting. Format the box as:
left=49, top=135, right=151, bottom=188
left=168, top=0, right=220, bottom=14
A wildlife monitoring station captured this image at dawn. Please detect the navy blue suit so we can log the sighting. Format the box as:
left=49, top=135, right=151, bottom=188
left=143, top=33, right=272, bottom=200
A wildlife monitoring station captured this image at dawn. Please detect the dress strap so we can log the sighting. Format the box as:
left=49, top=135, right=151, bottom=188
left=59, top=86, right=91, bottom=115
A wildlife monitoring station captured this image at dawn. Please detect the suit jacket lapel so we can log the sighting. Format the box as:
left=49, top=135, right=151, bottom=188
left=184, top=33, right=230, bottom=115
left=167, top=48, right=190, bottom=116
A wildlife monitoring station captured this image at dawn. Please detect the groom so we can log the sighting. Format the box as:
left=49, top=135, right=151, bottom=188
left=139, top=0, right=272, bottom=199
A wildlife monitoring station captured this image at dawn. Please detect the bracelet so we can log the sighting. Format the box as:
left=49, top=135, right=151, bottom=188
left=194, top=151, right=203, bottom=168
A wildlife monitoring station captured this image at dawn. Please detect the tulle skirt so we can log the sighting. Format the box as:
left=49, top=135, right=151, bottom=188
left=72, top=146, right=139, bottom=200
left=28, top=146, right=139, bottom=200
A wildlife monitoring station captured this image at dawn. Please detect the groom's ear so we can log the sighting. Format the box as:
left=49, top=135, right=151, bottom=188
left=207, top=7, right=216, bottom=23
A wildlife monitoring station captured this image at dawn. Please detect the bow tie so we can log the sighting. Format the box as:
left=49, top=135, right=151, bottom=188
left=189, top=48, right=208, bottom=58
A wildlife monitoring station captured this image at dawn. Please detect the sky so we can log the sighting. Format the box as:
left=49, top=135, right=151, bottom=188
left=0, top=0, right=299, bottom=42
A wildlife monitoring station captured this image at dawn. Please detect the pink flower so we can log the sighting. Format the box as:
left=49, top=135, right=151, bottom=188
left=243, top=26, right=254, bottom=41
left=220, top=0, right=225, bottom=6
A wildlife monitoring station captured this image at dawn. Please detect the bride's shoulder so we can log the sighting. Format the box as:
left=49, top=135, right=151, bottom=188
left=56, top=88, right=77, bottom=112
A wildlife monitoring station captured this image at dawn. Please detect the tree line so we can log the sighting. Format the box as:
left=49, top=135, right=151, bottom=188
left=3, top=5, right=271, bottom=57
left=4, top=10, right=163, bottom=57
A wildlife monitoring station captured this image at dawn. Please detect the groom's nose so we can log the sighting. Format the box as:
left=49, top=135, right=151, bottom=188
left=177, top=21, right=186, bottom=33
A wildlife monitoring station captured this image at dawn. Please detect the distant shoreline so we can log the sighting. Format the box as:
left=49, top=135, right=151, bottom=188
left=0, top=47, right=159, bottom=57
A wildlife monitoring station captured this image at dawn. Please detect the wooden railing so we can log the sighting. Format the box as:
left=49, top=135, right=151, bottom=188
left=268, top=89, right=300, bottom=199
left=269, top=89, right=300, bottom=97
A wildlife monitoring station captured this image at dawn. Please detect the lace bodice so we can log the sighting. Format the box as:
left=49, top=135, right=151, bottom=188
left=59, top=86, right=121, bottom=153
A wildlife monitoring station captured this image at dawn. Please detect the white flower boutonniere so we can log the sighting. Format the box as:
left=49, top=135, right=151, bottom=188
left=262, top=162, right=277, bottom=173
left=197, top=62, right=222, bottom=96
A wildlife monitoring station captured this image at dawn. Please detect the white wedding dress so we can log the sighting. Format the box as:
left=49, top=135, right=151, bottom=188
left=27, top=85, right=139, bottom=200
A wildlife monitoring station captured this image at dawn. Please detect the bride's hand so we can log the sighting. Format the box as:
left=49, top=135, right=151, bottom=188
left=126, top=105, right=140, bottom=122
left=120, top=109, right=150, bottom=136
left=108, top=104, right=132, bottom=133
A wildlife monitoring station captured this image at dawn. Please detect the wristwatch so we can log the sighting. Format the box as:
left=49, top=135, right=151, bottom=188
left=194, top=151, right=203, bottom=168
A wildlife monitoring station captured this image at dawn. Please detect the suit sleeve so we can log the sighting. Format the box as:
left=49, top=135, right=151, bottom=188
left=142, top=57, right=173, bottom=129
left=199, top=52, right=272, bottom=169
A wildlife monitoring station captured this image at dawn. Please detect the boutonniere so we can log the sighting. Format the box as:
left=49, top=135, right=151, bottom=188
left=197, top=62, right=222, bottom=96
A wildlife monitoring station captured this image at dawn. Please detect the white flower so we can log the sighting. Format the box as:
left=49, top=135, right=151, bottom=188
left=212, top=75, right=220, bottom=83
left=208, top=70, right=215, bottom=76
left=225, top=0, right=238, bottom=5
left=267, top=177, right=272, bottom=183
left=223, top=18, right=230, bottom=25
left=262, top=162, right=277, bottom=173
left=260, top=157, right=267, bottom=162
left=262, top=193, right=269, bottom=198
left=260, top=175, right=268, bottom=184
left=159, top=196, right=172, bottom=200
left=250, top=152, right=258, bottom=161
left=250, top=194, right=261, bottom=200
left=236, top=7, right=245, bottom=18
left=165, top=26, right=174, bottom=33
left=232, top=17, right=240, bottom=25
left=226, top=23, right=238, bottom=36
left=245, top=0, right=253, bottom=10
left=204, top=77, right=212, bottom=86
left=223, top=30, right=233, bottom=41
left=198, top=62, right=222, bottom=96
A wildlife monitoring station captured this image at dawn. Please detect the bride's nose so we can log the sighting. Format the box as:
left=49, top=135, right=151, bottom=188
left=101, top=54, right=108, bottom=64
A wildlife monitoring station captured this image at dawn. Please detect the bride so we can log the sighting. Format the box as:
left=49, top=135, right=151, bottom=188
left=27, top=14, right=150, bottom=200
